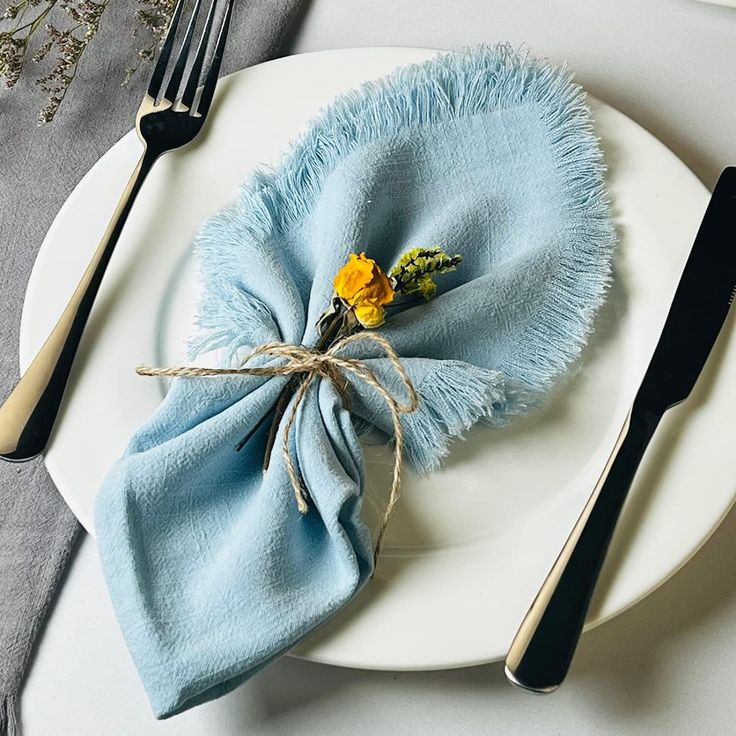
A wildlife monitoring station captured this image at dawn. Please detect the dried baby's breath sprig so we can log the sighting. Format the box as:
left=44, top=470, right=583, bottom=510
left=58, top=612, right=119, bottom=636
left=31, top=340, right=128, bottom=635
left=0, top=0, right=109, bottom=122
left=0, top=31, right=26, bottom=87
left=34, top=0, right=110, bottom=124
left=124, top=0, right=175, bottom=85
left=0, top=0, right=176, bottom=122
left=1, top=0, right=57, bottom=89
left=389, top=247, right=463, bottom=300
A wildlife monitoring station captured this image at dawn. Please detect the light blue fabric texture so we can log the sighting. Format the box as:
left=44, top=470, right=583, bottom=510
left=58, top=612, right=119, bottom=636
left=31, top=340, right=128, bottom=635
left=95, top=45, right=616, bottom=718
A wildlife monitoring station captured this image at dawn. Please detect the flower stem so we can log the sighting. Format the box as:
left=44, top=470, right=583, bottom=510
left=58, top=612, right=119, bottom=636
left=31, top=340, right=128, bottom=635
left=261, top=306, right=351, bottom=470
left=11, top=2, right=55, bottom=36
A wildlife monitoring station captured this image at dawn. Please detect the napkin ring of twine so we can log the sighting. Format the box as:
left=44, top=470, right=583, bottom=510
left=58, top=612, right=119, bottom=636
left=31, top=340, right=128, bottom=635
left=137, top=331, right=419, bottom=562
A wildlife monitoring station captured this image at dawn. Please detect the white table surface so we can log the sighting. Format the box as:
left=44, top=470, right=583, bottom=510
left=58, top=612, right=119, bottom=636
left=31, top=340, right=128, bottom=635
left=23, top=1, right=736, bottom=733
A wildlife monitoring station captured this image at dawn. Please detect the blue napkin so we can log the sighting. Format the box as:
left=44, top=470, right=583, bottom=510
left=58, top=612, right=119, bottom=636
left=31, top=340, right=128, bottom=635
left=95, top=45, right=615, bottom=718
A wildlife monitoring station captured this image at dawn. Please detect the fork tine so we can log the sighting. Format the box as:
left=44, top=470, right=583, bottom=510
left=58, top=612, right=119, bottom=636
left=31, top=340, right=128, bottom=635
left=163, top=0, right=204, bottom=104
left=180, top=0, right=218, bottom=110
left=147, top=0, right=186, bottom=99
left=194, top=0, right=233, bottom=119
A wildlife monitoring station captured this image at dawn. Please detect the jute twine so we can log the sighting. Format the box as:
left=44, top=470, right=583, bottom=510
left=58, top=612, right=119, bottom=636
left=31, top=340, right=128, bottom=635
left=137, top=332, right=419, bottom=563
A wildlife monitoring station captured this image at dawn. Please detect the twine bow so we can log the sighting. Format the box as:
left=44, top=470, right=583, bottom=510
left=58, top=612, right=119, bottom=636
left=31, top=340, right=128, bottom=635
left=137, top=332, right=419, bottom=562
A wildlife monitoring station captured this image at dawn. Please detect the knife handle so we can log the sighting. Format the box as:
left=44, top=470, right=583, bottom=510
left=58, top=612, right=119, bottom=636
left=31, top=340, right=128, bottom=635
left=505, top=403, right=661, bottom=692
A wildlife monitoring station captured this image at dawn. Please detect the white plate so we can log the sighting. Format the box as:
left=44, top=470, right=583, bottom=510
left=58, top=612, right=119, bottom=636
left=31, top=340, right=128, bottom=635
left=21, top=48, right=735, bottom=671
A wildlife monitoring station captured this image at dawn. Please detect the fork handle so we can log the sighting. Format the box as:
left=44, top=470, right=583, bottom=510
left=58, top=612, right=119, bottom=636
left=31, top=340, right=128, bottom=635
left=0, top=146, right=159, bottom=462
left=504, top=403, right=661, bottom=692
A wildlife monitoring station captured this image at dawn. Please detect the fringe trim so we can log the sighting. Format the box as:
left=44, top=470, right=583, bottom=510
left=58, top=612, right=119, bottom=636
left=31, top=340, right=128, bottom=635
left=0, top=693, right=19, bottom=736
left=187, top=280, right=280, bottom=364
left=402, top=361, right=533, bottom=474
left=192, top=44, right=615, bottom=383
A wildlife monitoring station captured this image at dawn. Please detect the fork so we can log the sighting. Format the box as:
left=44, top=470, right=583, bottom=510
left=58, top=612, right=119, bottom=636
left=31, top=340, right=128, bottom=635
left=0, top=0, right=234, bottom=462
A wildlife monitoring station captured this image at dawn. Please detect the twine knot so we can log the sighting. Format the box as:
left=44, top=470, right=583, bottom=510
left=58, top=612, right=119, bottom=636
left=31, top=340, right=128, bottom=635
left=137, top=332, right=418, bottom=562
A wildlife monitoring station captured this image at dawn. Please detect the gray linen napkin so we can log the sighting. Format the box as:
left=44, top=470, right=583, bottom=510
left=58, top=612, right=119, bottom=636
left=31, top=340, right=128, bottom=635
left=0, top=1, right=306, bottom=731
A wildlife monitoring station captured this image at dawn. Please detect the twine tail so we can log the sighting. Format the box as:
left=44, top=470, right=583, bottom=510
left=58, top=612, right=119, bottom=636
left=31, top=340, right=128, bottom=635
left=281, top=373, right=315, bottom=514
left=0, top=692, right=19, bottom=736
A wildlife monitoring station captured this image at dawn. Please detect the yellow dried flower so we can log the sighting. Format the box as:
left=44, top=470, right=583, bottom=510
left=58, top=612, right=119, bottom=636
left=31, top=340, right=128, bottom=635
left=353, top=302, right=387, bottom=328
left=333, top=253, right=395, bottom=328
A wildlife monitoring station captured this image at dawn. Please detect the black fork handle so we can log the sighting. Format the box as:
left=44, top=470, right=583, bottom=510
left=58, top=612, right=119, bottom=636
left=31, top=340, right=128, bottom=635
left=0, top=146, right=159, bottom=462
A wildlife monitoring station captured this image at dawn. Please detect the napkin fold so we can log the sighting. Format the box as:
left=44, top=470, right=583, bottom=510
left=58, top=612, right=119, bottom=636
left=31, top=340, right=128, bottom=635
left=95, top=45, right=616, bottom=718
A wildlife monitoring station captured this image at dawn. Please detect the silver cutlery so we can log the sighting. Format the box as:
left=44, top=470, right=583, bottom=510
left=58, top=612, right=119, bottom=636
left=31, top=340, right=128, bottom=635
left=505, top=166, right=736, bottom=692
left=0, top=0, right=233, bottom=462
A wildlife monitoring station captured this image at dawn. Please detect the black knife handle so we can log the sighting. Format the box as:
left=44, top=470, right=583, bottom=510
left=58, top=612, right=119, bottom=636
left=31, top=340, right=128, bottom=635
left=505, top=403, right=661, bottom=692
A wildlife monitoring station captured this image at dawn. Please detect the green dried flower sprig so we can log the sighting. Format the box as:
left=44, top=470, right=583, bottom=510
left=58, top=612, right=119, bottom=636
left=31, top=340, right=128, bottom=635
left=389, top=247, right=463, bottom=300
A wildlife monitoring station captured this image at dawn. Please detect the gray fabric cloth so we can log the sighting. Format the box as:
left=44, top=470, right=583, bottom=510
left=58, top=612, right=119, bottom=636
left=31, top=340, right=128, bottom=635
left=0, top=1, right=307, bottom=731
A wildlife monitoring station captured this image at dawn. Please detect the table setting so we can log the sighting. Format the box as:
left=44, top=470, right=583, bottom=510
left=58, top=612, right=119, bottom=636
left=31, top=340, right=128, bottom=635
left=1, top=1, right=735, bottom=734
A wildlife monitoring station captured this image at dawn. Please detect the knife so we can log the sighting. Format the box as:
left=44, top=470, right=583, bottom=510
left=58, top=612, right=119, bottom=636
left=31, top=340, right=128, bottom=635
left=505, top=166, right=736, bottom=693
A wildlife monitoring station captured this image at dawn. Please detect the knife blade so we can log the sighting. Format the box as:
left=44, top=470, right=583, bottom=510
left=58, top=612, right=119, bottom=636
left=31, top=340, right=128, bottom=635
left=638, top=167, right=736, bottom=411
left=505, top=166, right=736, bottom=693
